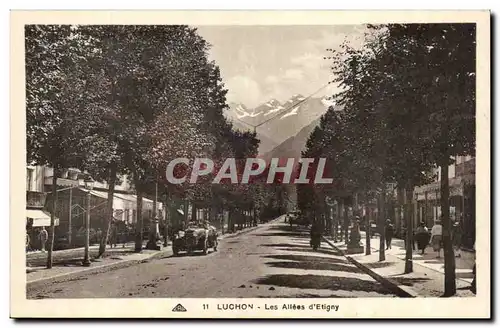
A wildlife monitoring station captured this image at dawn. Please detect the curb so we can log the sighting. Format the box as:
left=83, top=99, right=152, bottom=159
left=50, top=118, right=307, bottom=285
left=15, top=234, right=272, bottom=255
left=26, top=249, right=172, bottom=290
left=321, top=236, right=418, bottom=298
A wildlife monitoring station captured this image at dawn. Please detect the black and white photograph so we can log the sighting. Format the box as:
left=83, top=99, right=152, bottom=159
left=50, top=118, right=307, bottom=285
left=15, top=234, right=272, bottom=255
left=10, top=10, right=490, bottom=319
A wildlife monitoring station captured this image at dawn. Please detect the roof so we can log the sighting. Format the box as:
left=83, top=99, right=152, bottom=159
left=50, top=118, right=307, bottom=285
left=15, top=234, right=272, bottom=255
left=79, top=188, right=161, bottom=210
left=81, top=188, right=154, bottom=203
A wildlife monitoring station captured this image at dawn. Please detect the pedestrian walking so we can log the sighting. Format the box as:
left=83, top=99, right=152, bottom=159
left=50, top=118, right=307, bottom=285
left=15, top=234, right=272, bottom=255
left=430, top=219, right=443, bottom=258
left=38, top=226, right=48, bottom=252
left=415, top=221, right=430, bottom=255
left=385, top=219, right=394, bottom=250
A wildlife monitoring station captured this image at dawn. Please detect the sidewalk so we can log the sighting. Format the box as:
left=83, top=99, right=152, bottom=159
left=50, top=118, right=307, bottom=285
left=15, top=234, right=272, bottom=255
left=323, top=232, right=475, bottom=297
left=26, top=242, right=172, bottom=287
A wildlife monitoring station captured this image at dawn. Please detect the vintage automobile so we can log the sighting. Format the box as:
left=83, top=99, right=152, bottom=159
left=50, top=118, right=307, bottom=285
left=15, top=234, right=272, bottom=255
left=172, top=222, right=218, bottom=256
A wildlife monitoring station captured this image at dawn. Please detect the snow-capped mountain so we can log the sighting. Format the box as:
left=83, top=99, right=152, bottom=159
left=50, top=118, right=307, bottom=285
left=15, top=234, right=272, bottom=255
left=226, top=94, right=339, bottom=154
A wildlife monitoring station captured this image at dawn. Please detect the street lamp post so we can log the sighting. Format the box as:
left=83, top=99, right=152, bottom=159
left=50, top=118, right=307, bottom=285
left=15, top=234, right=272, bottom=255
left=83, top=176, right=95, bottom=267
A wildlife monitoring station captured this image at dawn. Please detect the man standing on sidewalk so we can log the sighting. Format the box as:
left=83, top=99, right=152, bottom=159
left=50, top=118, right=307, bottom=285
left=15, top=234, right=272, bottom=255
left=385, top=219, right=395, bottom=250
left=38, top=227, right=48, bottom=252
left=430, top=220, right=443, bottom=258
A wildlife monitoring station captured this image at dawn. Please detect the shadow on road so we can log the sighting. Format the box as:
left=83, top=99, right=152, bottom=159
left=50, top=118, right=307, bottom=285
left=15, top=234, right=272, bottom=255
left=253, top=273, right=394, bottom=295
left=275, top=247, right=343, bottom=257
left=253, top=232, right=306, bottom=237
left=363, top=261, right=397, bottom=269
left=388, top=276, right=432, bottom=286
left=260, top=243, right=306, bottom=248
left=263, top=254, right=345, bottom=263
left=266, top=260, right=363, bottom=273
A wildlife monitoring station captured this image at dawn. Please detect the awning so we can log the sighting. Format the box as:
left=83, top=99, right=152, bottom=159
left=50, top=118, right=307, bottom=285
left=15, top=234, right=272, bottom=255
left=414, top=174, right=475, bottom=201
left=80, top=188, right=162, bottom=211
left=26, top=209, right=59, bottom=227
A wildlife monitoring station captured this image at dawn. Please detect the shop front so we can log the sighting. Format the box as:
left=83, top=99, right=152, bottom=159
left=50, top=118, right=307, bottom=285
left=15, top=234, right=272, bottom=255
left=414, top=174, right=475, bottom=250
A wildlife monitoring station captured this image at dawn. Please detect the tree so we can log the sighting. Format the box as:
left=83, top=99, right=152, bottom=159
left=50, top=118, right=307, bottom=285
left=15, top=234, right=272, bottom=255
left=25, top=25, right=100, bottom=268
left=324, top=24, right=475, bottom=295
left=411, top=24, right=475, bottom=295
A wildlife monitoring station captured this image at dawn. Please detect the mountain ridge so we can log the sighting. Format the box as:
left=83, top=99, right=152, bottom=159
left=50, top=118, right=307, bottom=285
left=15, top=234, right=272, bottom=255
left=225, top=94, right=336, bottom=154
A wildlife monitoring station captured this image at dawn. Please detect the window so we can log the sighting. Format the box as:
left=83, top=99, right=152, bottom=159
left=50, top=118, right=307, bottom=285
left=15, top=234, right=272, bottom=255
left=26, top=168, right=33, bottom=191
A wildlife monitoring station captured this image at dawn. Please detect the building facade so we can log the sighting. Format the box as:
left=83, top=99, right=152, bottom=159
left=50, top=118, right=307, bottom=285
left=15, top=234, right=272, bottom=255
left=413, top=155, right=475, bottom=249
left=26, top=165, right=161, bottom=250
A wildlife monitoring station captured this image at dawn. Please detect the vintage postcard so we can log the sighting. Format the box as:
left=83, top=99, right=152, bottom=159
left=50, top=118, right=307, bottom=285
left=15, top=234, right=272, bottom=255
left=11, top=10, right=490, bottom=319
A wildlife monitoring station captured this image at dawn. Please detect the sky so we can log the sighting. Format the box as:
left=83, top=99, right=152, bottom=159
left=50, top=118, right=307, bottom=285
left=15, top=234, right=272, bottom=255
left=196, top=25, right=367, bottom=108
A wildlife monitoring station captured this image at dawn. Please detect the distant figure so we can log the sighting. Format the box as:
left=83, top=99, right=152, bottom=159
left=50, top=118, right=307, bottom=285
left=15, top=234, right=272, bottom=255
left=415, top=221, right=430, bottom=255
left=109, top=223, right=118, bottom=248
left=310, top=220, right=322, bottom=250
left=26, top=233, right=30, bottom=252
left=385, top=219, right=395, bottom=250
left=452, top=220, right=463, bottom=258
left=38, top=227, right=48, bottom=252
left=430, top=220, right=443, bottom=258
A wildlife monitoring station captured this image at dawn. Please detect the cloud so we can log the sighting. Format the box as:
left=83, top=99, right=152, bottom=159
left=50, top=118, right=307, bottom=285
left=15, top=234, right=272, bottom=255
left=264, top=75, right=279, bottom=85
left=204, top=25, right=370, bottom=107
left=291, top=53, right=324, bottom=69
left=226, top=75, right=263, bottom=107
left=283, top=69, right=304, bottom=81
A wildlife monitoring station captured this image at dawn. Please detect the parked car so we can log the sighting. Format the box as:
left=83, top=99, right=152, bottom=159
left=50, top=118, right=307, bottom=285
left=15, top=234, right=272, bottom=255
left=172, top=222, right=218, bottom=256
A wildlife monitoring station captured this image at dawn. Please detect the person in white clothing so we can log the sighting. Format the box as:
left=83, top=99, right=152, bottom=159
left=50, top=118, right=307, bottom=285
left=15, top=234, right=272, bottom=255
left=430, top=220, right=443, bottom=258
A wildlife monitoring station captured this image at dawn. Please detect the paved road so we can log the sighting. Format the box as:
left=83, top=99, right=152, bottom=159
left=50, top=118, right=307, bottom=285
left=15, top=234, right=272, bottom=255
left=27, top=217, right=397, bottom=299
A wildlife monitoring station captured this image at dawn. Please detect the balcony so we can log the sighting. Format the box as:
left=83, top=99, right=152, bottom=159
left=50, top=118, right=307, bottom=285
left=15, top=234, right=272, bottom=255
left=26, top=191, right=47, bottom=209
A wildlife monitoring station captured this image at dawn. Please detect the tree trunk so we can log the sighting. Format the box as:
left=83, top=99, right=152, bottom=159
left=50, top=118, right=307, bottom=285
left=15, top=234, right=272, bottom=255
left=46, top=170, right=58, bottom=269
left=146, top=181, right=160, bottom=250
left=220, top=205, right=225, bottom=234
left=97, top=164, right=117, bottom=258
left=343, top=200, right=349, bottom=244
left=366, top=206, right=371, bottom=255
left=228, top=209, right=233, bottom=233
left=191, top=203, right=197, bottom=222
left=404, top=183, right=414, bottom=273
left=183, top=200, right=189, bottom=224
left=332, top=204, right=337, bottom=242
left=163, top=199, right=169, bottom=246
left=396, top=187, right=405, bottom=238
left=134, top=187, right=144, bottom=252
left=337, top=199, right=343, bottom=242
left=440, top=159, right=456, bottom=296
left=379, top=186, right=386, bottom=261
left=68, top=187, right=73, bottom=248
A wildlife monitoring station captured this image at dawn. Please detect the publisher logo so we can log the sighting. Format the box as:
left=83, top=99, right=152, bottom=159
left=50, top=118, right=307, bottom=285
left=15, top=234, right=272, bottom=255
left=172, top=303, right=187, bottom=312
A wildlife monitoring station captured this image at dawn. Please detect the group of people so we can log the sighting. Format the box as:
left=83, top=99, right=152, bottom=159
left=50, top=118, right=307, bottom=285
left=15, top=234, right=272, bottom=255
left=26, top=226, right=48, bottom=252
left=397, top=218, right=463, bottom=258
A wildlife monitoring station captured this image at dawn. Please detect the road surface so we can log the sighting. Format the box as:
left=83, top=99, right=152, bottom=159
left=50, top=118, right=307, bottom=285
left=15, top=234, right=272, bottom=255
left=27, top=217, right=397, bottom=298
